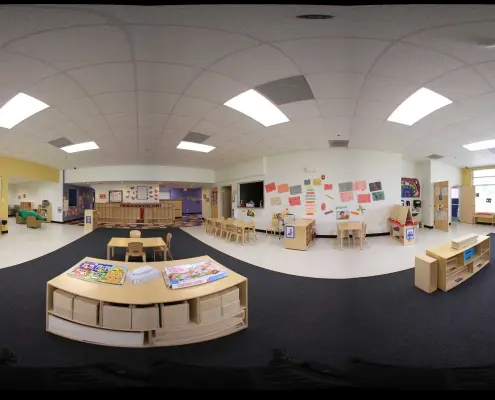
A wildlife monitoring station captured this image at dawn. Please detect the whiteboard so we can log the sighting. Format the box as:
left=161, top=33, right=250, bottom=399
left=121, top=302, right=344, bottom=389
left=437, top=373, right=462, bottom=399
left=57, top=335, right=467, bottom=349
left=137, top=186, right=148, bottom=200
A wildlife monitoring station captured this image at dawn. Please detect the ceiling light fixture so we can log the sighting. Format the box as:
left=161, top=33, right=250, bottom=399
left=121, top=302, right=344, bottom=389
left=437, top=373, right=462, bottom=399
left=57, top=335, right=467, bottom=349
left=60, top=141, right=99, bottom=153
left=297, top=14, right=334, bottom=19
left=177, top=141, right=215, bottom=153
left=0, top=93, right=49, bottom=129
left=387, top=87, right=452, bottom=126
left=463, top=139, right=495, bottom=151
left=224, top=89, right=289, bottom=127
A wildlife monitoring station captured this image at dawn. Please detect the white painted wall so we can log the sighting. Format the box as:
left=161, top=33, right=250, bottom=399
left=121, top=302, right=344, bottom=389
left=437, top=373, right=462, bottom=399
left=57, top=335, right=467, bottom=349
left=65, top=165, right=215, bottom=184
left=8, top=171, right=64, bottom=222
left=215, top=149, right=404, bottom=235
left=93, top=183, right=159, bottom=204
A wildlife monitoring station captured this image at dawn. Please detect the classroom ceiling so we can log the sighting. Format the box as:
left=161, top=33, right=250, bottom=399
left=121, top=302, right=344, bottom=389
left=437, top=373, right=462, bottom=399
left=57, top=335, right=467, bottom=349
left=2, top=4, right=495, bottom=169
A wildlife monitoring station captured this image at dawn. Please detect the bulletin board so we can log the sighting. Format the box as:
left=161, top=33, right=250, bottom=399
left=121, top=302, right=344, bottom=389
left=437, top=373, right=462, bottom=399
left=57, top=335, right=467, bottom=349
left=137, top=186, right=149, bottom=201
left=109, top=190, right=123, bottom=203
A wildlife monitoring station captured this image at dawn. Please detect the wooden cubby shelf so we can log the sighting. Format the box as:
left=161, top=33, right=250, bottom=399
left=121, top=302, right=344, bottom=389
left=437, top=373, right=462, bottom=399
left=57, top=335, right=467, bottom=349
left=424, top=235, right=490, bottom=292
left=46, top=256, right=248, bottom=347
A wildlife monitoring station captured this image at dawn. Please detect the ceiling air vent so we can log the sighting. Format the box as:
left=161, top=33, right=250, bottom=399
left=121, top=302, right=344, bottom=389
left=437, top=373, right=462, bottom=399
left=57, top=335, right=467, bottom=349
left=425, top=154, right=444, bottom=160
left=182, top=131, right=210, bottom=144
left=328, top=140, right=349, bottom=148
left=47, top=137, right=73, bottom=148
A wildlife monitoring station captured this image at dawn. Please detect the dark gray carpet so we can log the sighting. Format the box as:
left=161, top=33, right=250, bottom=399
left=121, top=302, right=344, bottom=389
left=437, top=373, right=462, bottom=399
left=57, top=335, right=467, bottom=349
left=0, top=227, right=494, bottom=370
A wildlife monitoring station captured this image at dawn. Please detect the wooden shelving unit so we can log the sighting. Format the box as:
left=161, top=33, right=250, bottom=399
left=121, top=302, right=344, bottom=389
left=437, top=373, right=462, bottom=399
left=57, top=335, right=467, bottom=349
left=46, top=256, right=248, bottom=347
left=425, top=235, right=490, bottom=292
left=284, top=219, right=315, bottom=251
left=37, top=204, right=52, bottom=222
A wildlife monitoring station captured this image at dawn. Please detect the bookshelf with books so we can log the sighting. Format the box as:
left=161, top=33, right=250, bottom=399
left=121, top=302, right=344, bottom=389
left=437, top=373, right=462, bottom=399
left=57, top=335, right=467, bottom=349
left=37, top=204, right=52, bottom=222
left=46, top=256, right=248, bottom=347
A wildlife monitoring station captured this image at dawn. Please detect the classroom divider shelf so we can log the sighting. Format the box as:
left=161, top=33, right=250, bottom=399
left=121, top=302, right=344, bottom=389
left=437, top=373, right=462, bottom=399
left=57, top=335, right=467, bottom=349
left=46, top=256, right=248, bottom=347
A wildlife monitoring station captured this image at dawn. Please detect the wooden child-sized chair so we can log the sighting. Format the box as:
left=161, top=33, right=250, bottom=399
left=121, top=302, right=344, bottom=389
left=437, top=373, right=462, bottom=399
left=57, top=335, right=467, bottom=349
left=352, top=222, right=368, bottom=248
left=125, top=242, right=146, bottom=262
left=26, top=215, right=42, bottom=229
left=335, top=223, right=350, bottom=251
left=130, top=230, right=141, bottom=238
left=265, top=219, right=280, bottom=236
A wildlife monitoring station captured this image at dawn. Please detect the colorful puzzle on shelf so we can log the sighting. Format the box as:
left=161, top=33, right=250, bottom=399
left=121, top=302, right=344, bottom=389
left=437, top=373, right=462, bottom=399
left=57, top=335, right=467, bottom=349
left=162, top=260, right=228, bottom=289
left=67, top=261, right=128, bottom=286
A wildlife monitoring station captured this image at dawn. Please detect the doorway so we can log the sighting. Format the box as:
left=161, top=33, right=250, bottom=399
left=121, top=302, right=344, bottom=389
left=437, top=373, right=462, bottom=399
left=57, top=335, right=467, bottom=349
left=451, top=185, right=459, bottom=222
left=222, top=186, right=232, bottom=218
left=433, top=180, right=449, bottom=232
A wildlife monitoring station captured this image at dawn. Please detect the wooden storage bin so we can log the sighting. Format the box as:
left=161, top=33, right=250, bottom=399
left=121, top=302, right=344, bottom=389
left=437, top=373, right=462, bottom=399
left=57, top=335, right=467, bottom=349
left=222, top=299, right=240, bottom=316
left=132, top=305, right=160, bottom=330
left=200, top=307, right=222, bottom=323
left=161, top=302, right=189, bottom=329
left=53, top=289, right=76, bottom=319
left=414, top=255, right=438, bottom=293
left=221, top=287, right=239, bottom=305
left=73, top=296, right=99, bottom=326
left=199, top=293, right=221, bottom=311
left=102, top=304, right=132, bottom=330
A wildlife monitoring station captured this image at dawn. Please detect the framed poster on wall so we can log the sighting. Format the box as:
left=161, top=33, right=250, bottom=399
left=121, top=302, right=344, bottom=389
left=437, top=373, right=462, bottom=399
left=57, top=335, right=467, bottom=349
left=109, top=190, right=123, bottom=203
left=137, top=186, right=149, bottom=200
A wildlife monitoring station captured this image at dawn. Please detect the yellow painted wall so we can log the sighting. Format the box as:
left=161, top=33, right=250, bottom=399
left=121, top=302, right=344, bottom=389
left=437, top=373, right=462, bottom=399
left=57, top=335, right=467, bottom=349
left=0, top=156, right=59, bottom=222
left=462, top=165, right=495, bottom=186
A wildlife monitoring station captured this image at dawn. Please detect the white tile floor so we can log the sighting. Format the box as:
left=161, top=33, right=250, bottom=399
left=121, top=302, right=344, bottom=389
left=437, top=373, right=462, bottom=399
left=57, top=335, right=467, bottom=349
left=182, top=222, right=495, bottom=279
left=0, top=217, right=86, bottom=270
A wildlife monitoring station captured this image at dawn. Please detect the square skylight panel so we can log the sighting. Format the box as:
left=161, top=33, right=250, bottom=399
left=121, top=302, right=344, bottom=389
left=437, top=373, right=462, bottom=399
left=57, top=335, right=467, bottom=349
left=61, top=141, right=99, bottom=153
left=177, top=141, right=215, bottom=153
left=387, top=88, right=452, bottom=126
left=463, top=139, right=495, bottom=151
left=0, top=93, right=49, bottom=129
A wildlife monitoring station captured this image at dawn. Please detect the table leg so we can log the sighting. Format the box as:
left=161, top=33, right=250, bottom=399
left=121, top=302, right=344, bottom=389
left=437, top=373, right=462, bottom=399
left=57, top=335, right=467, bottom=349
left=107, top=246, right=111, bottom=260
left=341, top=232, right=343, bottom=251
left=360, top=230, right=363, bottom=250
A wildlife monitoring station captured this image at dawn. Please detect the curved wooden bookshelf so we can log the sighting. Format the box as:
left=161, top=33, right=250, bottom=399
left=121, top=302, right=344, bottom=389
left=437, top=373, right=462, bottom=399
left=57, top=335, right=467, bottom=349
left=46, top=256, right=248, bottom=347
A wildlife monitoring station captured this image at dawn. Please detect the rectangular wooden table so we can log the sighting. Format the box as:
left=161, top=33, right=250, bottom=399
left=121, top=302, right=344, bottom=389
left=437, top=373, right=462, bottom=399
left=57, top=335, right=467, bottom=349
left=107, top=237, right=166, bottom=260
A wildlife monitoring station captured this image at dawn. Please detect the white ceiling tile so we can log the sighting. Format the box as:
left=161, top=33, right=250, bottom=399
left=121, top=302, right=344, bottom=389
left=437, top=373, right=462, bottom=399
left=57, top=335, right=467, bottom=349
left=130, top=25, right=258, bottom=68
left=137, top=91, right=178, bottom=115
left=8, top=26, right=131, bottom=70
left=274, top=38, right=390, bottom=74
left=68, top=63, right=134, bottom=95
left=474, top=62, right=495, bottom=90
left=191, top=120, right=228, bottom=136
left=93, top=92, right=136, bottom=114
left=370, top=42, right=464, bottom=85
left=165, top=115, right=200, bottom=135
left=173, top=96, right=219, bottom=119
left=317, top=98, right=357, bottom=118
left=209, top=44, right=300, bottom=86
left=185, top=70, right=248, bottom=104
left=56, top=97, right=101, bottom=126
left=354, top=100, right=396, bottom=121
left=279, top=100, right=321, bottom=120
left=306, top=71, right=365, bottom=99
left=228, top=116, right=263, bottom=133
left=25, top=74, right=86, bottom=106
left=104, top=113, right=137, bottom=129
left=136, top=62, right=200, bottom=93
left=360, top=75, right=419, bottom=104
left=204, top=105, right=244, bottom=126
left=138, top=113, right=168, bottom=129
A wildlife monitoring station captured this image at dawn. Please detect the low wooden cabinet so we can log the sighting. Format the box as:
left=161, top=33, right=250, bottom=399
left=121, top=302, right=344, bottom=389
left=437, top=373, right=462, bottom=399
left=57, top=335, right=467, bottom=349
left=284, top=219, right=315, bottom=251
left=46, top=256, right=248, bottom=347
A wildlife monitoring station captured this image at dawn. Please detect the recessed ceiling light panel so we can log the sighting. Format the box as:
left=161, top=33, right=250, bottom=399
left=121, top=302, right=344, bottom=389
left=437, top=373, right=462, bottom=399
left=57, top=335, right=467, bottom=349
left=177, top=141, right=215, bottom=153
left=387, top=87, right=452, bottom=126
left=463, top=139, right=495, bottom=151
left=224, top=89, right=289, bottom=127
left=297, top=14, right=334, bottom=20
left=61, top=141, right=99, bottom=153
left=0, top=93, right=49, bottom=129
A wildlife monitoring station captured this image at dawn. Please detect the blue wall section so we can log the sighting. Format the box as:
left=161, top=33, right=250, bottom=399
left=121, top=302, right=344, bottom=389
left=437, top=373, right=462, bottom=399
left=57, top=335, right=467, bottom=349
left=63, top=184, right=95, bottom=221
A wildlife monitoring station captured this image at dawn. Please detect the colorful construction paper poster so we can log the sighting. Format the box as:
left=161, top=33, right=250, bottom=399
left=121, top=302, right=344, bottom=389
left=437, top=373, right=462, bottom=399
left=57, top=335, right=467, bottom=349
left=351, top=211, right=360, bottom=216
left=324, top=184, right=333, bottom=191
left=265, top=182, right=276, bottom=193
left=304, top=179, right=311, bottom=186
left=324, top=210, right=334, bottom=215
left=401, top=178, right=420, bottom=198
left=336, top=207, right=350, bottom=220
left=285, top=225, right=295, bottom=239
left=405, top=227, right=415, bottom=241
left=372, top=191, right=385, bottom=201
left=247, top=209, right=255, bottom=217
left=289, top=185, right=302, bottom=195
left=357, top=205, right=366, bottom=214
left=353, top=180, right=367, bottom=191
left=289, top=196, right=301, bottom=206
left=369, top=181, right=382, bottom=192
left=325, top=194, right=334, bottom=200
left=313, top=178, right=322, bottom=186
left=305, top=185, right=316, bottom=215
left=338, top=182, right=353, bottom=192
left=321, top=175, right=326, bottom=180
left=277, top=184, right=289, bottom=193
left=321, top=203, right=326, bottom=211
left=270, top=196, right=281, bottom=206
left=357, top=193, right=371, bottom=204
left=340, top=191, right=354, bottom=202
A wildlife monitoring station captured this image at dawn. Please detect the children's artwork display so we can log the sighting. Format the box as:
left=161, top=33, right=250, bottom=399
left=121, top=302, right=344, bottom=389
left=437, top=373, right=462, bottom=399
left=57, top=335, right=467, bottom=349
left=265, top=182, right=276, bottom=193
left=401, top=178, right=420, bottom=198
left=324, top=184, right=333, bottom=191
left=277, top=184, right=289, bottom=193
left=351, top=211, right=360, bottom=216
left=357, top=205, right=366, bottom=214
left=336, top=206, right=350, bottom=220
left=289, top=196, right=301, bottom=206
left=372, top=191, right=385, bottom=201
left=369, top=181, right=382, bottom=192
left=325, top=194, right=334, bottom=200
left=338, top=182, right=353, bottom=192
left=162, top=260, right=228, bottom=289
left=247, top=209, right=255, bottom=217
left=353, top=180, right=367, bottom=191
left=304, top=179, right=311, bottom=186
left=321, top=202, right=326, bottom=211
left=289, top=185, right=302, bottom=195
left=321, top=175, right=326, bottom=180
left=340, top=191, right=354, bottom=202
left=357, top=193, right=371, bottom=204
left=67, top=261, right=128, bottom=286
left=312, top=178, right=322, bottom=186
left=305, top=185, right=316, bottom=216
left=270, top=196, right=281, bottom=206
left=324, top=210, right=334, bottom=215
left=405, top=227, right=415, bottom=241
